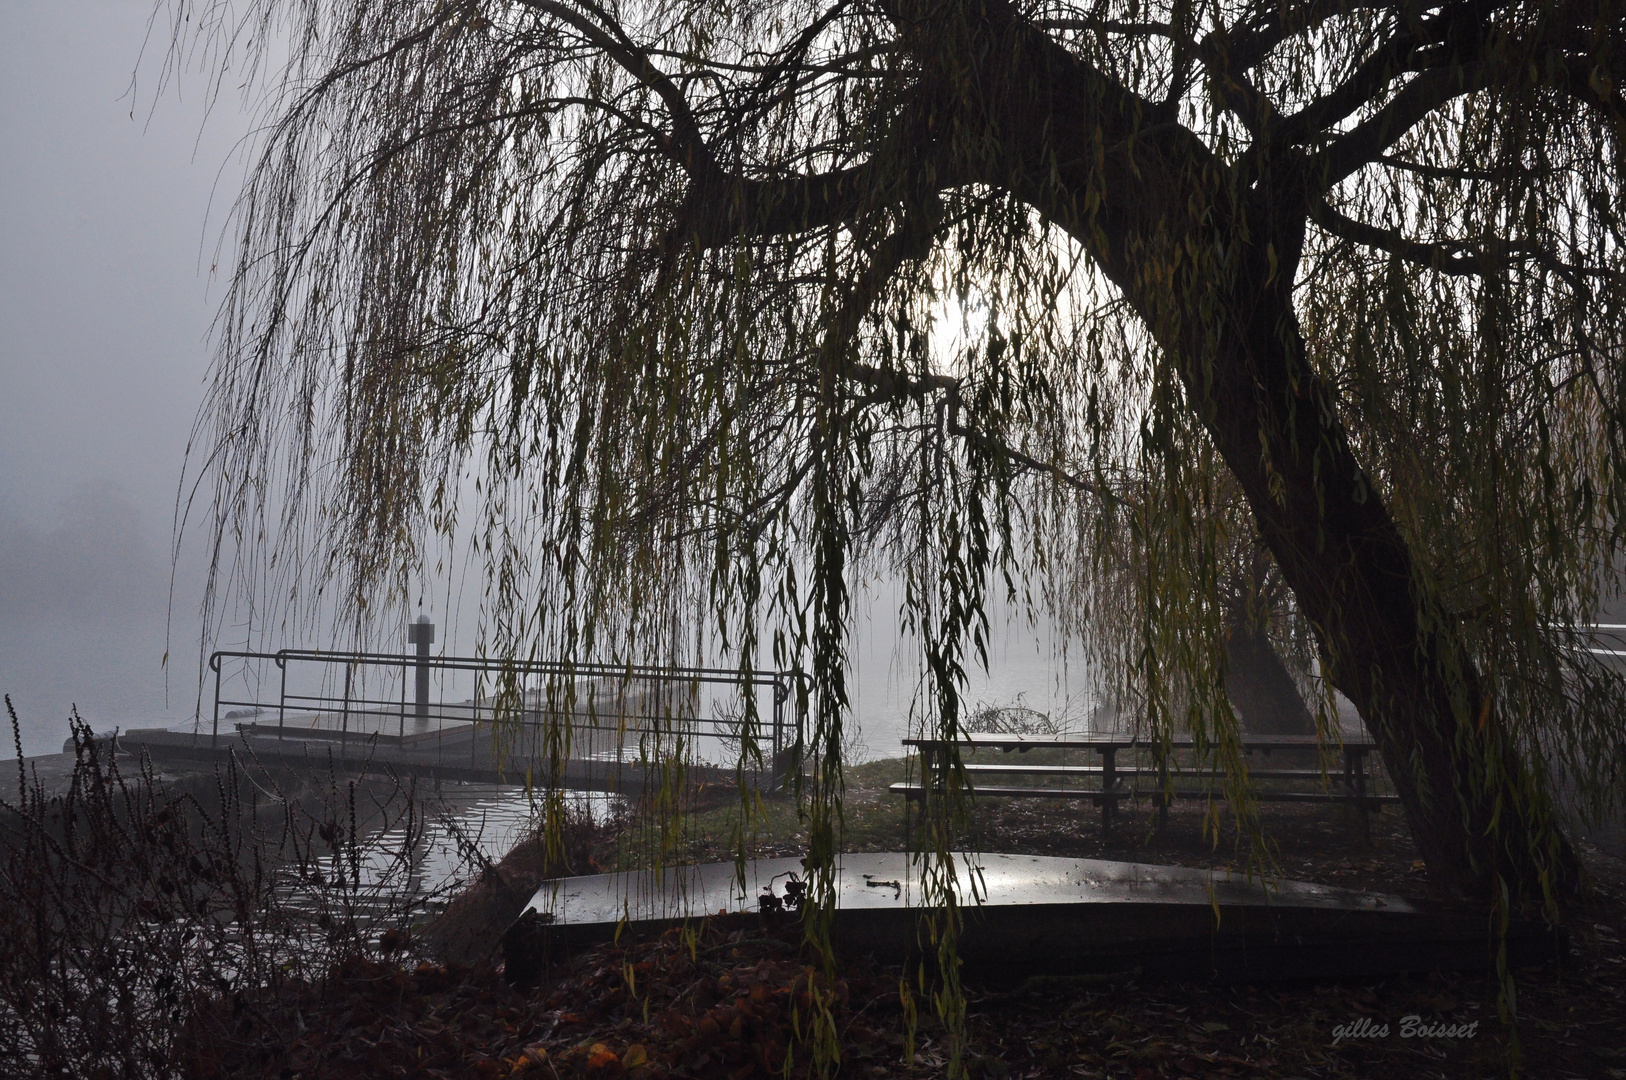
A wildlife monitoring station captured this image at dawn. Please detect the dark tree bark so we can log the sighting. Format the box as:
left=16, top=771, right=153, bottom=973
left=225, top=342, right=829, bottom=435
left=1219, top=549, right=1317, bottom=738
left=1194, top=257, right=1579, bottom=905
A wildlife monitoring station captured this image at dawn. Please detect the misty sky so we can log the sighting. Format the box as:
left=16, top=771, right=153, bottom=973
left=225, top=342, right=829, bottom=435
left=0, top=3, right=249, bottom=755
left=0, top=3, right=1089, bottom=761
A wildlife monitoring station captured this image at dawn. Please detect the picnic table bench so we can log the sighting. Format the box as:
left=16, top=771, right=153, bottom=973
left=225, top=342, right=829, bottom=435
left=890, top=732, right=1398, bottom=840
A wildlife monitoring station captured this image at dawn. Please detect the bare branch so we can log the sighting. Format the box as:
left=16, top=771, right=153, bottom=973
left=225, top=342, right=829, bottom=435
left=1310, top=197, right=1498, bottom=276
left=1316, top=62, right=1497, bottom=186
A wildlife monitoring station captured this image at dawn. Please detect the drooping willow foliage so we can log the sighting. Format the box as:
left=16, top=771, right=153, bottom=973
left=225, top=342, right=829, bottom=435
left=163, top=0, right=1626, bottom=1066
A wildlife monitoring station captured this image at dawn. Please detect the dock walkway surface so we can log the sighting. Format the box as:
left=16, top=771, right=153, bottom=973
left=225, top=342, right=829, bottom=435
left=12, top=724, right=755, bottom=803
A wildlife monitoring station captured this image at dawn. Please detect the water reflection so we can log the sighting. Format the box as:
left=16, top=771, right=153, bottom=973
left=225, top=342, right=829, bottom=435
left=296, top=781, right=625, bottom=919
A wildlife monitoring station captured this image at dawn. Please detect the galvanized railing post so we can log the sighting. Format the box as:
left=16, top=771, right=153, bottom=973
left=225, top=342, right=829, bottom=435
left=277, top=655, right=288, bottom=741
left=400, top=654, right=408, bottom=742
left=341, top=662, right=353, bottom=757
left=210, top=655, right=222, bottom=751
left=773, top=677, right=785, bottom=763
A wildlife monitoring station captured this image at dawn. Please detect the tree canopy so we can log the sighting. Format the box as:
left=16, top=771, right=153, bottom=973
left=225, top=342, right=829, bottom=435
left=170, top=0, right=1626, bottom=969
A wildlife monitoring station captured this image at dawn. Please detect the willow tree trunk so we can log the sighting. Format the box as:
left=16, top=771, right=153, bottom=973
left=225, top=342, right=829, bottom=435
left=935, top=2, right=1582, bottom=906
left=1183, top=241, right=1580, bottom=906
left=1224, top=611, right=1316, bottom=739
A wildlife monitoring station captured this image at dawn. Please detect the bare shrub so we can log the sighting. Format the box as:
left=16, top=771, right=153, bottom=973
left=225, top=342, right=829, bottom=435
left=963, top=698, right=1063, bottom=737
left=0, top=698, right=468, bottom=1078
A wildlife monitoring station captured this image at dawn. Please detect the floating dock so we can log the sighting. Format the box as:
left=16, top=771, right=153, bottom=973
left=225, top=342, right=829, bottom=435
left=39, top=641, right=801, bottom=798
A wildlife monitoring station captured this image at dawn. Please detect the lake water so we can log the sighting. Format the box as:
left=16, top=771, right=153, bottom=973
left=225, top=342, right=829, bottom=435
left=354, top=785, right=620, bottom=907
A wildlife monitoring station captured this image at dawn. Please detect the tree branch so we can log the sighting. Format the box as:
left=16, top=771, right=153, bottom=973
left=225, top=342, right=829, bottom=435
left=1277, top=0, right=1510, bottom=147
left=1315, top=61, right=1496, bottom=186
left=518, top=0, right=719, bottom=174
left=1311, top=195, right=1527, bottom=277
left=1209, top=0, right=1407, bottom=77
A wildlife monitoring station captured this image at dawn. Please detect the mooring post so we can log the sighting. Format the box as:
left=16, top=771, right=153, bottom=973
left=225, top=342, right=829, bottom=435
left=408, top=615, right=435, bottom=730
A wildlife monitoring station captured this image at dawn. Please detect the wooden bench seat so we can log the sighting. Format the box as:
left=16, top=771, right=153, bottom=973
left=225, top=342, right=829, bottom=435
left=959, top=763, right=1352, bottom=781
left=890, top=780, right=1400, bottom=803
left=890, top=781, right=1128, bottom=801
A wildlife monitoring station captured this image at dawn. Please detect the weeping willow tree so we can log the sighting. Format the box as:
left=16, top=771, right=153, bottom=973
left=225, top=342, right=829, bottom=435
left=169, top=0, right=1626, bottom=1015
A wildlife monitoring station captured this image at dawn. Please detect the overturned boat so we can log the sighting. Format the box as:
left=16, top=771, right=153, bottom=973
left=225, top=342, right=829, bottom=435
left=502, top=852, right=1560, bottom=981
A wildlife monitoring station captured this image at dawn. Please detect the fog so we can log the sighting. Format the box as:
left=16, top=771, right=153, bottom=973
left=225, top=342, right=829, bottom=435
left=0, top=3, right=1090, bottom=762
left=0, top=482, right=206, bottom=754
left=0, top=3, right=237, bottom=755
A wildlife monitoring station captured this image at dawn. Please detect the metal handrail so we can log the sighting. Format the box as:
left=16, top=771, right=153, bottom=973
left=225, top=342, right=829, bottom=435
left=211, top=647, right=783, bottom=683
left=206, top=647, right=801, bottom=784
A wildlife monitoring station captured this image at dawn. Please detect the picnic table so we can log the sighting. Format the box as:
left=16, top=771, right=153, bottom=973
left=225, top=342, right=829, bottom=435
left=893, top=732, right=1397, bottom=840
